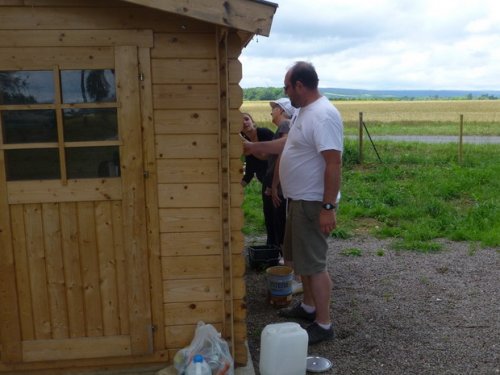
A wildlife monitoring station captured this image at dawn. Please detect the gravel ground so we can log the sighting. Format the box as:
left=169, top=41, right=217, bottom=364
left=244, top=235, right=500, bottom=375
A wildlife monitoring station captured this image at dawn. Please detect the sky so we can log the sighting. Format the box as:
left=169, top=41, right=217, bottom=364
left=240, top=0, right=500, bottom=90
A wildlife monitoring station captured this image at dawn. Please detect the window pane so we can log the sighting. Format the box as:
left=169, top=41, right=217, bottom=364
left=0, top=71, right=54, bottom=105
left=2, top=110, right=57, bottom=144
left=5, top=148, right=60, bottom=180
left=66, top=146, right=120, bottom=179
left=61, top=70, right=116, bottom=104
left=63, top=108, right=118, bottom=142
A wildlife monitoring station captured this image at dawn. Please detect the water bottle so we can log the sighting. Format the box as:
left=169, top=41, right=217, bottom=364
left=185, top=354, right=211, bottom=375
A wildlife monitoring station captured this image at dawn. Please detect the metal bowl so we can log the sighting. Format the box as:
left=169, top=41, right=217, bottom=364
left=306, top=356, right=333, bottom=373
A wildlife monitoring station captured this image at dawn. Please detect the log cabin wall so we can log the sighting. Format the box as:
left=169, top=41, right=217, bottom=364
left=0, top=0, right=253, bottom=372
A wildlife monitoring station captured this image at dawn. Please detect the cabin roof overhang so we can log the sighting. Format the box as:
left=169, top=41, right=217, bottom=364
left=120, top=0, right=277, bottom=36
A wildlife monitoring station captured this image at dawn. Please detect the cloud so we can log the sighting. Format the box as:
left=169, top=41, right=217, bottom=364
left=240, top=0, right=500, bottom=89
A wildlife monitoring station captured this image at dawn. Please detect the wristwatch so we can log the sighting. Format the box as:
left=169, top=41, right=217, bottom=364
left=322, top=203, right=336, bottom=210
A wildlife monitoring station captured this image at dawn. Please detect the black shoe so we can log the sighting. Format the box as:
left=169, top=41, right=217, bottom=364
left=306, top=322, right=334, bottom=345
left=278, top=302, right=316, bottom=322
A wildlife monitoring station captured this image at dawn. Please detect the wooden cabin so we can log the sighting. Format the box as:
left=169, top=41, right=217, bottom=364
left=0, top=0, right=276, bottom=373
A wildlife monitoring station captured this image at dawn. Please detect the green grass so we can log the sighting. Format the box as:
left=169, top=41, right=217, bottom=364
left=341, top=248, right=363, bottom=256
left=241, top=140, right=500, bottom=252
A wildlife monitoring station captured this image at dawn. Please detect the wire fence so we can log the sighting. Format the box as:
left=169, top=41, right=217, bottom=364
left=343, top=108, right=500, bottom=164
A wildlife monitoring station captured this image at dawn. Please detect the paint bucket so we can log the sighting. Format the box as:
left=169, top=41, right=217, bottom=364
left=266, top=265, right=293, bottom=307
left=259, top=322, right=308, bottom=375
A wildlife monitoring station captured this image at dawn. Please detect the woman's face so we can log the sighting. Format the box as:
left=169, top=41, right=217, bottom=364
left=242, top=114, right=255, bottom=132
left=270, top=104, right=281, bottom=124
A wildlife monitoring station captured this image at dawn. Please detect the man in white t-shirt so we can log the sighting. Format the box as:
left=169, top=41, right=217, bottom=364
left=243, top=61, right=343, bottom=345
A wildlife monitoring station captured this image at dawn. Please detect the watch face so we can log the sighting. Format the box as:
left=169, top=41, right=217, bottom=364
left=323, top=203, right=335, bottom=210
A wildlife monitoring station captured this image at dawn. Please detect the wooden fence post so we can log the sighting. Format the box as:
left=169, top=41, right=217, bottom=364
left=359, top=112, right=363, bottom=164
left=458, top=114, right=464, bottom=163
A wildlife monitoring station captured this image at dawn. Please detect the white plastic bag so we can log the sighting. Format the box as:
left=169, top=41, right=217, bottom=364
left=174, top=321, right=234, bottom=375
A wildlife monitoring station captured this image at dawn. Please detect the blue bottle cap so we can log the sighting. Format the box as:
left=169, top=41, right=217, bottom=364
left=193, top=354, right=204, bottom=363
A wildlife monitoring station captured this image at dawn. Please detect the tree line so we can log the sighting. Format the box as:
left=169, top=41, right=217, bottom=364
left=243, top=87, right=498, bottom=101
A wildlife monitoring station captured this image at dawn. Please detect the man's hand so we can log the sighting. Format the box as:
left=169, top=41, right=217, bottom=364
left=242, top=140, right=253, bottom=155
left=319, top=209, right=336, bottom=234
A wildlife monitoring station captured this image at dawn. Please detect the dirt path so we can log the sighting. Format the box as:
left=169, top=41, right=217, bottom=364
left=244, top=235, right=499, bottom=374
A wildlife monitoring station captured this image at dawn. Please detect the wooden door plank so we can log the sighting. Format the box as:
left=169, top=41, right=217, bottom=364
left=115, top=45, right=152, bottom=355
left=111, top=201, right=130, bottom=335
left=10, top=205, right=35, bottom=340
left=24, top=204, right=52, bottom=340
left=77, top=201, right=104, bottom=337
left=0, top=202, right=23, bottom=361
left=60, top=202, right=86, bottom=338
left=95, top=201, right=120, bottom=336
left=42, top=203, right=70, bottom=339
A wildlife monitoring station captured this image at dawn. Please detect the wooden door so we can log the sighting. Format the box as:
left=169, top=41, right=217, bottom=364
left=0, top=46, right=152, bottom=363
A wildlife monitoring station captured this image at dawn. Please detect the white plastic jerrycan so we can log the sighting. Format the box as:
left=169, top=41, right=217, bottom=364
left=259, top=322, right=308, bottom=375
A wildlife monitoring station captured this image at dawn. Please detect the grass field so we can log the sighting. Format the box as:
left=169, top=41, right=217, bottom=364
left=241, top=100, right=500, bottom=136
left=240, top=100, right=500, bottom=250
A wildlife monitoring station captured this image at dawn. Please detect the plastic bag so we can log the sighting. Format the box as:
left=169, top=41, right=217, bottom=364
left=174, top=321, right=234, bottom=375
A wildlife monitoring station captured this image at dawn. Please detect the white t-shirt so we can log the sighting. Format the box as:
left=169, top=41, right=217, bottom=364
left=279, top=96, right=343, bottom=201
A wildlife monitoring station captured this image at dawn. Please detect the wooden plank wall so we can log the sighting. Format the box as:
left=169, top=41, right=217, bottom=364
left=151, top=28, right=248, bottom=364
left=0, top=0, right=249, bottom=369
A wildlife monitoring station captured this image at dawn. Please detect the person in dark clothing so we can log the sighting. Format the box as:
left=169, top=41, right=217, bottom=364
left=240, top=112, right=275, bottom=245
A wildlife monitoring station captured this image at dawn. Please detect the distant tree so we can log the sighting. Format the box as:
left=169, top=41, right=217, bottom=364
left=243, top=87, right=284, bottom=101
left=0, top=72, right=36, bottom=104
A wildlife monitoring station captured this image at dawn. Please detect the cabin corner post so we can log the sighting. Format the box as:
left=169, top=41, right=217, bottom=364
left=216, top=26, right=235, bottom=358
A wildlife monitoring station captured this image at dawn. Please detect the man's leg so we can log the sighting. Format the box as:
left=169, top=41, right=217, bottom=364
left=308, top=270, right=332, bottom=324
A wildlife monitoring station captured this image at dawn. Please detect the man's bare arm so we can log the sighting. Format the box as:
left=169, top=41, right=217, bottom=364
left=243, top=137, right=287, bottom=156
